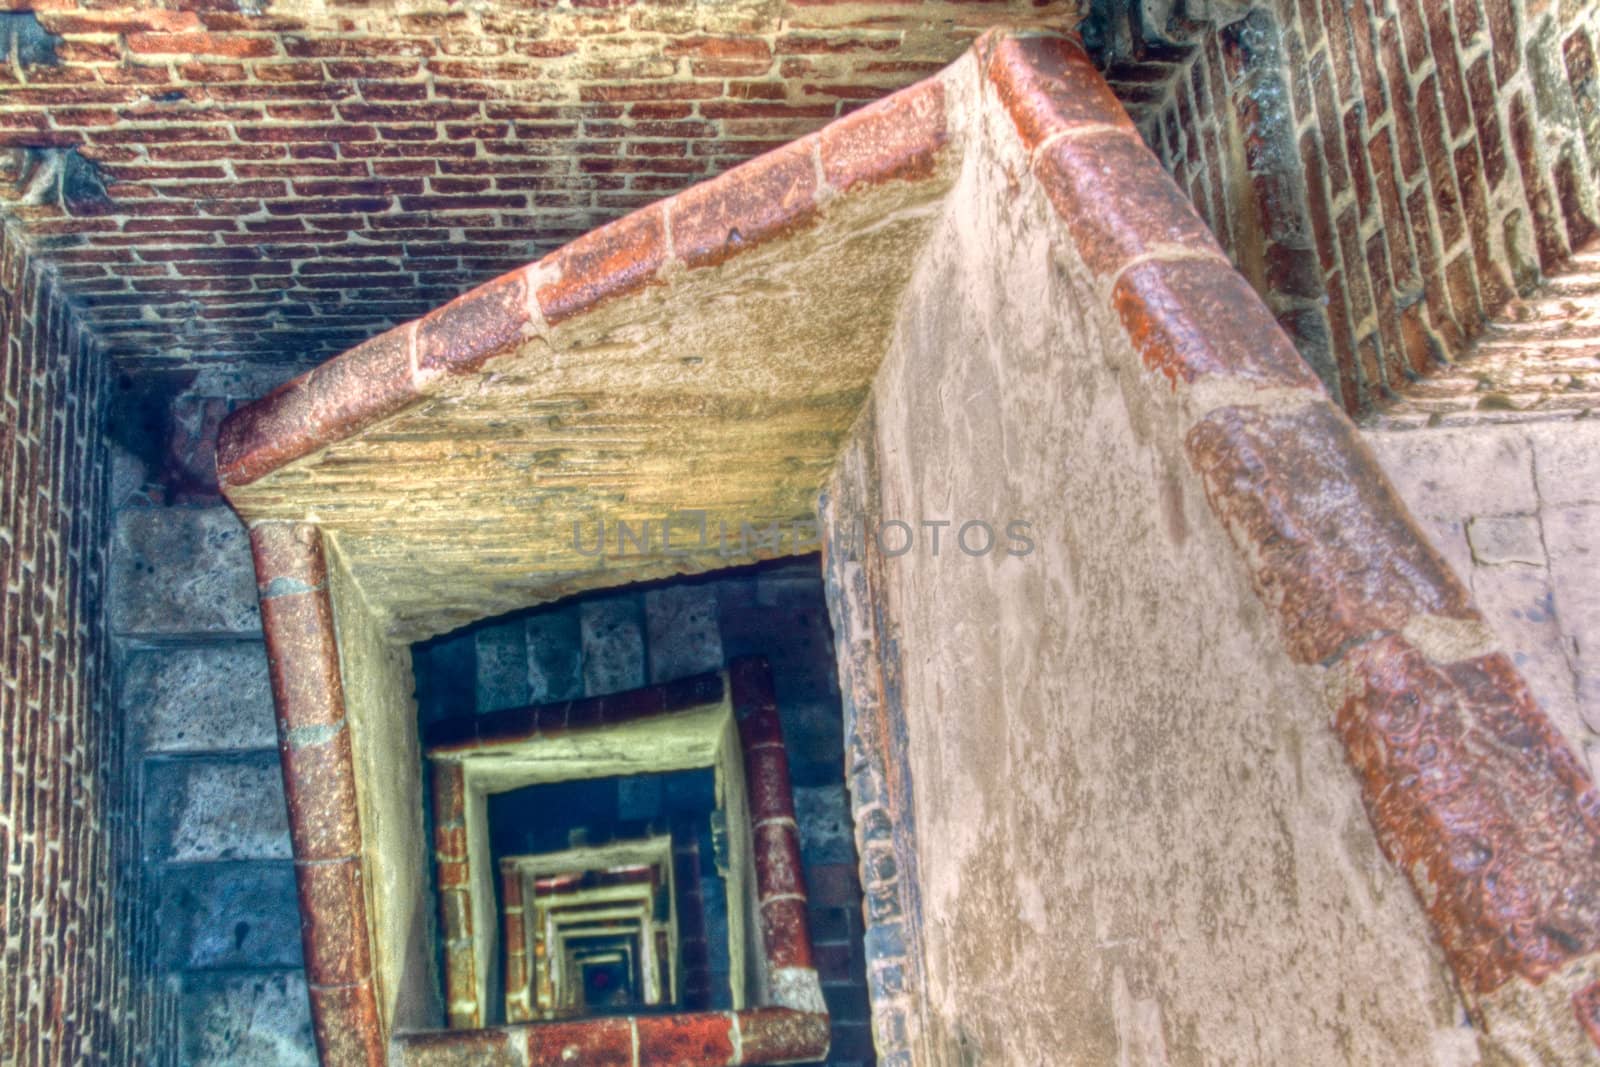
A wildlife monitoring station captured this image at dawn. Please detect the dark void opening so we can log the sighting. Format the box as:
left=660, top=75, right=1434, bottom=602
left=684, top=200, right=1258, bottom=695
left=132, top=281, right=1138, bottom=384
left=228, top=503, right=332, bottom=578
left=488, top=768, right=728, bottom=1018
left=413, top=556, right=875, bottom=1061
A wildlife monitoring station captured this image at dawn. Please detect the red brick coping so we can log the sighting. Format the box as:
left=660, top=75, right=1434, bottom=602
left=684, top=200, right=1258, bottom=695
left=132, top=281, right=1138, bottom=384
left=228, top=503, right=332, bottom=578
left=237, top=27, right=1600, bottom=1062
left=214, top=71, right=948, bottom=490
left=408, top=657, right=827, bottom=1065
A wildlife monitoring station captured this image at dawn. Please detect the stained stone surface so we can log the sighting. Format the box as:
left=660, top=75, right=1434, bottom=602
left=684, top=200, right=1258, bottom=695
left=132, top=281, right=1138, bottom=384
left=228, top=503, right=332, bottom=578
left=794, top=785, right=856, bottom=866
left=646, top=584, right=724, bottom=683
left=579, top=594, right=647, bottom=697
left=110, top=506, right=260, bottom=637
left=474, top=622, right=530, bottom=714
left=220, top=150, right=955, bottom=642
left=157, top=862, right=303, bottom=971
left=144, top=756, right=291, bottom=863
left=124, top=644, right=276, bottom=753
left=180, top=971, right=316, bottom=1067
left=525, top=608, right=584, bottom=704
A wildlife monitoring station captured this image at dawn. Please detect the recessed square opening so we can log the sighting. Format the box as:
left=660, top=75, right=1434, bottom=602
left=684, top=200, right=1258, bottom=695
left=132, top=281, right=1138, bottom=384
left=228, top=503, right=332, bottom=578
left=410, top=556, right=868, bottom=1058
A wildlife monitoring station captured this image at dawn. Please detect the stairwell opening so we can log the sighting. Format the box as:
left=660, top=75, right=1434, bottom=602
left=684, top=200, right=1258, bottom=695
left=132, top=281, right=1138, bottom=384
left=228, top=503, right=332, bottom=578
left=408, top=557, right=873, bottom=1063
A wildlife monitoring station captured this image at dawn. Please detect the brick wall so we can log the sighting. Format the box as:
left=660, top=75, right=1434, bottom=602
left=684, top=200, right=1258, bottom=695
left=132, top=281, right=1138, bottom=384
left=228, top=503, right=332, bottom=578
left=0, top=223, right=165, bottom=1063
left=1101, top=0, right=1600, bottom=414
left=0, top=1, right=1070, bottom=372
left=415, top=560, right=874, bottom=1066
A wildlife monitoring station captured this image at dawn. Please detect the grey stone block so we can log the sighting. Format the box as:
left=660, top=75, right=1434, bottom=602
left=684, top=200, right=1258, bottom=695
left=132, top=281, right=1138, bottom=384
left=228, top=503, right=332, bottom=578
left=158, top=862, right=303, bottom=972
left=180, top=970, right=315, bottom=1067
left=1531, top=422, right=1600, bottom=509
left=111, top=506, right=260, bottom=637
left=124, top=644, right=276, bottom=753
left=526, top=607, right=583, bottom=703
left=1546, top=503, right=1600, bottom=733
left=110, top=443, right=153, bottom=511
left=645, top=584, right=723, bottom=684
left=145, top=755, right=291, bottom=863
left=580, top=594, right=646, bottom=696
left=474, top=620, right=530, bottom=714
left=1364, top=425, right=1538, bottom=520
left=794, top=784, right=857, bottom=866
left=414, top=630, right=476, bottom=723
left=1467, top=514, right=1545, bottom=567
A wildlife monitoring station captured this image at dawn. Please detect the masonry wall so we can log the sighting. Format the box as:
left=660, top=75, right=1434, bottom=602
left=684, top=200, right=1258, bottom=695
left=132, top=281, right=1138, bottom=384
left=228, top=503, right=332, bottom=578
left=817, top=52, right=1474, bottom=1064
left=1106, top=0, right=1600, bottom=414
left=0, top=224, right=165, bottom=1062
left=107, top=364, right=312, bottom=1064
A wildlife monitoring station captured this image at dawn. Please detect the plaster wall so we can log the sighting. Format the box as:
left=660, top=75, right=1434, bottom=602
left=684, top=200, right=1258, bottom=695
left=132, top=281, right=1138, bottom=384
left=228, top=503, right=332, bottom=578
left=328, top=543, right=439, bottom=1033
left=824, top=61, right=1475, bottom=1064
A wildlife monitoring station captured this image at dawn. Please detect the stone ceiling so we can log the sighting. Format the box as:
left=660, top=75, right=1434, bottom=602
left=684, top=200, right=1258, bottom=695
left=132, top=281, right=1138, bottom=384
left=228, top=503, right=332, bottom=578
left=0, top=0, right=1077, bottom=372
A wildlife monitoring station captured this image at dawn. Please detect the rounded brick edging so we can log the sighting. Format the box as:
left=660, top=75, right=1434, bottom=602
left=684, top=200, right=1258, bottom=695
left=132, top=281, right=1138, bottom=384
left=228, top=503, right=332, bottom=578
left=249, top=520, right=387, bottom=1065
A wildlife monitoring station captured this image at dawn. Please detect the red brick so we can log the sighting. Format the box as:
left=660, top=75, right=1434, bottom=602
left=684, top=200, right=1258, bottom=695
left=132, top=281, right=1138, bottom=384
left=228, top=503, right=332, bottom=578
left=636, top=1013, right=737, bottom=1063
left=257, top=592, right=346, bottom=731
left=737, top=1008, right=832, bottom=1062
left=1113, top=257, right=1326, bottom=392
left=307, top=982, right=385, bottom=1067
left=125, top=32, right=278, bottom=58
left=760, top=896, right=814, bottom=970
left=1335, top=635, right=1600, bottom=994
left=535, top=203, right=667, bottom=325
left=755, top=822, right=808, bottom=900
left=281, top=722, right=363, bottom=861
left=526, top=1017, right=633, bottom=1065
left=1184, top=401, right=1477, bottom=664
left=414, top=268, right=530, bottom=377
left=295, top=857, right=374, bottom=986
left=984, top=32, right=1135, bottom=151
left=819, top=76, right=947, bottom=191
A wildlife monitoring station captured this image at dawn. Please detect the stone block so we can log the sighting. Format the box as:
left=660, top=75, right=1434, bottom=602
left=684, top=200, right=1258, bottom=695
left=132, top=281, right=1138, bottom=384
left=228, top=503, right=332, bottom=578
left=474, top=620, right=529, bottom=714
left=1545, top=503, right=1600, bottom=731
left=158, top=861, right=303, bottom=971
left=414, top=630, right=475, bottom=724
left=618, top=775, right=663, bottom=822
left=1364, top=425, right=1538, bottom=520
left=794, top=784, right=857, bottom=866
left=1467, top=514, right=1546, bottom=566
left=1530, top=421, right=1600, bottom=509
left=526, top=607, right=583, bottom=703
left=144, top=754, right=291, bottom=862
left=645, top=584, right=723, bottom=684
left=180, top=970, right=316, bottom=1067
left=580, top=594, right=645, bottom=696
left=111, top=506, right=260, bottom=637
left=123, top=644, right=276, bottom=753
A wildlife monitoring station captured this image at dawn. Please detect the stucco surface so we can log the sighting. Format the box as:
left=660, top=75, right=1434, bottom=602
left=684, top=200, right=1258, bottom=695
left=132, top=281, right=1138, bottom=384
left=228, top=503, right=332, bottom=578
left=830, top=58, right=1475, bottom=1065
left=328, top=544, right=439, bottom=1033
left=225, top=166, right=954, bottom=643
